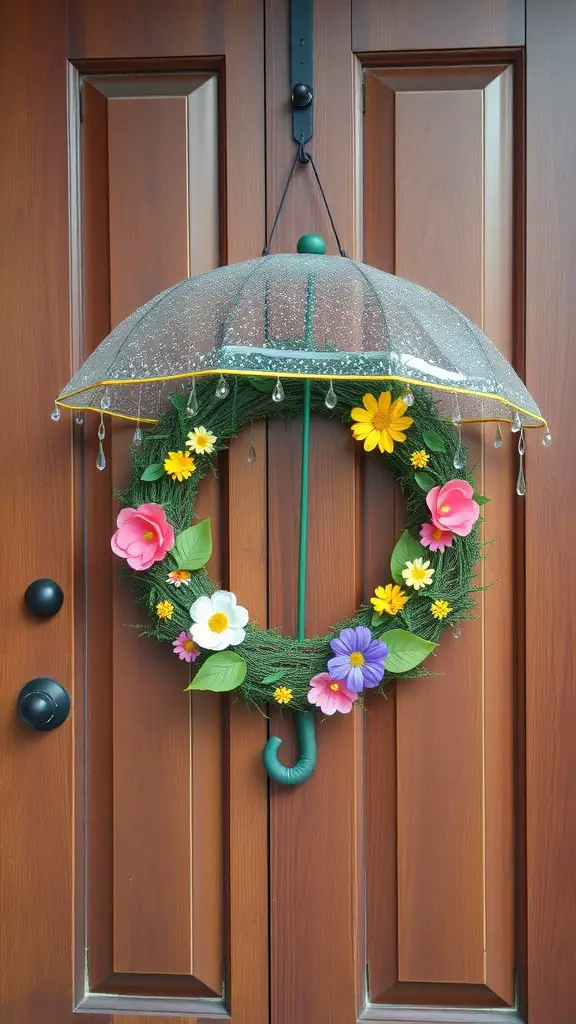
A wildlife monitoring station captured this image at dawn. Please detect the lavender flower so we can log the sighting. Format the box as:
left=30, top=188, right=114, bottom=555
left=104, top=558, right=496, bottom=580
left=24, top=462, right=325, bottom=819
left=327, top=625, right=388, bottom=693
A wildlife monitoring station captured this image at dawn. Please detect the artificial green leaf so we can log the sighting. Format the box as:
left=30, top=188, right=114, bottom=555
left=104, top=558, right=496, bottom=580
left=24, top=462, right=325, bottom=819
left=371, top=611, right=383, bottom=627
left=261, top=670, right=286, bottom=684
left=381, top=628, right=438, bottom=674
left=390, top=530, right=424, bottom=585
left=170, top=392, right=187, bottom=411
left=141, top=463, right=165, bottom=481
left=473, top=493, right=491, bottom=505
left=414, top=471, right=437, bottom=493
left=173, top=518, right=212, bottom=570
left=248, top=376, right=275, bottom=393
left=422, top=429, right=446, bottom=452
left=186, top=651, right=247, bottom=692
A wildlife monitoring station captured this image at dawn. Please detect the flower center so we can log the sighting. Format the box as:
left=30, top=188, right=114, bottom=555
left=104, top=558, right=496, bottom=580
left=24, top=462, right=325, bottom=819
left=196, top=435, right=207, bottom=447
left=432, top=529, right=443, bottom=540
left=208, top=611, right=229, bottom=633
left=439, top=504, right=450, bottom=514
left=184, top=640, right=195, bottom=652
left=411, top=566, right=427, bottom=581
left=371, top=411, right=391, bottom=431
left=349, top=651, right=365, bottom=667
left=142, top=530, right=155, bottom=540
left=329, top=682, right=340, bottom=691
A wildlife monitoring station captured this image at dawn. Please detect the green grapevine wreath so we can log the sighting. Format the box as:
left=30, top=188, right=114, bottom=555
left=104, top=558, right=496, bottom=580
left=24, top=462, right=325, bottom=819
left=112, top=376, right=485, bottom=714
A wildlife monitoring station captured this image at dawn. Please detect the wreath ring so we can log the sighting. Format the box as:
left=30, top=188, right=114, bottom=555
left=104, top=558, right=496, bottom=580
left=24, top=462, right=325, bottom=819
left=113, top=374, right=484, bottom=778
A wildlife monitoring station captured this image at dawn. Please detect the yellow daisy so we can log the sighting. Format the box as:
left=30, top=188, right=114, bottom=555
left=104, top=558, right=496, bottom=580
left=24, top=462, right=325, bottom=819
left=163, top=450, right=196, bottom=481
left=274, top=686, right=293, bottom=705
left=350, top=392, right=413, bottom=453
left=431, top=599, right=452, bottom=620
left=370, top=583, right=409, bottom=616
left=410, top=449, right=429, bottom=469
left=186, top=426, right=217, bottom=455
left=156, top=600, right=174, bottom=619
left=401, top=558, right=435, bottom=591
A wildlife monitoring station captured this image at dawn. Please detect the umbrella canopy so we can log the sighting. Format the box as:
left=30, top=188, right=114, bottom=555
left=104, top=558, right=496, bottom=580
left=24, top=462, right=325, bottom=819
left=56, top=252, right=546, bottom=429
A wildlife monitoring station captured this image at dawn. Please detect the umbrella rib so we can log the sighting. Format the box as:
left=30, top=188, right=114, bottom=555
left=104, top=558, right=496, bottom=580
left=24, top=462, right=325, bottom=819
left=351, top=262, right=394, bottom=357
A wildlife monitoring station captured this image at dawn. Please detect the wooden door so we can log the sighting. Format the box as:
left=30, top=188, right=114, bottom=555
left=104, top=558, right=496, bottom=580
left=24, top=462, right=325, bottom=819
left=1, top=2, right=574, bottom=1023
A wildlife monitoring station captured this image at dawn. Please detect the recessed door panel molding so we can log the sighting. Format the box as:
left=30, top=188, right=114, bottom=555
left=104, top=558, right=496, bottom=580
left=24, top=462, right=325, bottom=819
left=363, top=61, right=518, bottom=1014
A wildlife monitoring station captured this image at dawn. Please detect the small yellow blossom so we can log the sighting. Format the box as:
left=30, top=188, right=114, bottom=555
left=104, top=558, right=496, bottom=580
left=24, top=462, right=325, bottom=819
left=370, top=583, right=409, bottom=616
left=410, top=449, right=429, bottom=469
left=156, top=600, right=174, bottom=619
left=186, top=426, right=217, bottom=456
left=350, top=392, right=413, bottom=454
left=274, top=686, right=293, bottom=705
left=431, top=599, right=452, bottom=620
left=402, top=557, right=435, bottom=591
left=163, top=450, right=195, bottom=482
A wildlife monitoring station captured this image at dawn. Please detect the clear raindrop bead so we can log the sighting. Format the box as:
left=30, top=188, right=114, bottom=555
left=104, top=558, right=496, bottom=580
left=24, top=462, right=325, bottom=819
left=133, top=426, right=143, bottom=446
left=453, top=449, right=467, bottom=470
left=96, top=442, right=106, bottom=471
left=451, top=399, right=461, bottom=425
left=452, top=627, right=461, bottom=640
left=542, top=428, right=552, bottom=446
left=325, top=381, right=337, bottom=409
left=272, top=378, right=285, bottom=403
left=100, top=388, right=111, bottom=411
left=402, top=386, right=415, bottom=407
left=215, top=375, right=229, bottom=400
left=494, top=423, right=503, bottom=448
left=74, top=413, right=84, bottom=426
left=518, top=428, right=525, bottom=456
left=516, top=461, right=526, bottom=496
left=511, top=410, right=522, bottom=433
left=97, top=415, right=105, bottom=441
left=247, top=441, right=256, bottom=464
left=185, top=380, right=199, bottom=417
left=50, top=403, right=61, bottom=422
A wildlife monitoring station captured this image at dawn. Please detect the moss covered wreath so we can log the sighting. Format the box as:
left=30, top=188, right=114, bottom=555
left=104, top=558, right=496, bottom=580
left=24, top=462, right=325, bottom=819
left=111, top=375, right=485, bottom=715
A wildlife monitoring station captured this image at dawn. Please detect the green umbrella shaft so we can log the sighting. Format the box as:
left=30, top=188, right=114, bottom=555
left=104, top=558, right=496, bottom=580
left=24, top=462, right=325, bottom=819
left=297, top=378, right=311, bottom=641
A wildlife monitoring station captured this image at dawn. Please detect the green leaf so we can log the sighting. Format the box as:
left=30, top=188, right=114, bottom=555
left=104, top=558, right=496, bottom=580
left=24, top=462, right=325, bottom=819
left=261, top=670, right=286, bottom=684
left=473, top=493, right=491, bottom=505
left=141, top=463, right=165, bottom=481
left=381, top=628, right=438, bottom=674
left=248, top=376, right=275, bottom=393
left=186, top=651, right=247, bottom=692
left=390, top=530, right=424, bottom=585
left=422, top=429, right=446, bottom=452
left=414, top=471, right=437, bottom=492
left=170, top=392, right=187, bottom=411
left=173, top=518, right=212, bottom=570
left=371, top=611, right=383, bottom=627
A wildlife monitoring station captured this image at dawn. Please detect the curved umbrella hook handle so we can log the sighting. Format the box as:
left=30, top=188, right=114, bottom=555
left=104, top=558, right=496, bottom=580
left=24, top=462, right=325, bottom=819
left=262, top=710, right=317, bottom=785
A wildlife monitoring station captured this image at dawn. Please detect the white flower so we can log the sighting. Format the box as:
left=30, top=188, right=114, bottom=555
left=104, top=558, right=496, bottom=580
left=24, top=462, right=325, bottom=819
left=189, top=590, right=248, bottom=651
left=186, top=426, right=217, bottom=455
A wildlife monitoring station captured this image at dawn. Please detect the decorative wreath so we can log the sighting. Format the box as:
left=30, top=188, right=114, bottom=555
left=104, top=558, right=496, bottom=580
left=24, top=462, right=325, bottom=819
left=112, top=376, right=485, bottom=715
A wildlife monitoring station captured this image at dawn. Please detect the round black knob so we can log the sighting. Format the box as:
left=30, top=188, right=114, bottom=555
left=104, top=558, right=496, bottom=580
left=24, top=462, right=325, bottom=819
left=18, top=678, right=70, bottom=731
left=24, top=579, right=64, bottom=617
left=291, top=82, right=313, bottom=108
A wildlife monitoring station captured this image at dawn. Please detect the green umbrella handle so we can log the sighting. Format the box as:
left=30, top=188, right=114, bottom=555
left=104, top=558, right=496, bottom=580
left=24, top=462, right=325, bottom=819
left=262, top=711, right=317, bottom=785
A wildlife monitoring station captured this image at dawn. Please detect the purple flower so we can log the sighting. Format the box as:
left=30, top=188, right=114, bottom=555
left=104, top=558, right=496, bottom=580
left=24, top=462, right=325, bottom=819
left=327, top=625, right=388, bottom=693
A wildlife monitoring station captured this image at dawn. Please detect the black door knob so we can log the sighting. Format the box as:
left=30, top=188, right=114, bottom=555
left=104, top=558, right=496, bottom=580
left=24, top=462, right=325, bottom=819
left=18, top=678, right=70, bottom=731
left=24, top=579, right=64, bottom=617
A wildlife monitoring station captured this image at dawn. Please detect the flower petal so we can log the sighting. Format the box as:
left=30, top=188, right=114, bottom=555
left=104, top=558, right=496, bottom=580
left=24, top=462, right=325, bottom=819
left=190, top=621, right=219, bottom=649
left=327, top=655, right=352, bottom=679
left=381, top=430, right=394, bottom=453
left=354, top=625, right=372, bottom=651
left=362, top=662, right=385, bottom=687
left=363, top=429, right=380, bottom=451
left=190, top=595, right=214, bottom=623
left=347, top=665, right=365, bottom=691
left=351, top=422, right=372, bottom=439
left=350, top=407, right=372, bottom=423
left=362, top=393, right=378, bottom=413
left=377, top=391, right=392, bottom=414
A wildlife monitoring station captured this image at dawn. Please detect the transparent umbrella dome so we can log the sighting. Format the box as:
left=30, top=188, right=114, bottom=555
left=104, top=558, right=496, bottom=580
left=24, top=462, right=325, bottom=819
left=56, top=253, right=546, bottom=429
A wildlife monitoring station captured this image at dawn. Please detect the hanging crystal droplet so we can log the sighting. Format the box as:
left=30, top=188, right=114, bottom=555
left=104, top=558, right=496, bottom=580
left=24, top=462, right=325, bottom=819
left=518, top=428, right=525, bottom=456
left=215, top=375, right=229, bottom=400
left=402, top=385, right=415, bottom=407
left=96, top=442, right=106, bottom=471
left=452, top=626, right=461, bottom=640
left=542, top=428, right=552, bottom=446
left=516, top=460, right=526, bottom=496
left=74, top=413, right=84, bottom=426
left=272, top=377, right=285, bottom=403
left=50, top=403, right=61, bottom=422
left=133, top=426, right=143, bottom=446
left=494, top=422, right=503, bottom=448
left=97, top=414, right=105, bottom=441
left=325, top=380, right=337, bottom=409
left=100, top=388, right=111, bottom=411
left=451, top=399, right=461, bottom=425
left=247, top=441, right=256, bottom=464
left=185, top=379, right=199, bottom=417
left=511, top=410, right=522, bottom=433
left=453, top=448, right=467, bottom=470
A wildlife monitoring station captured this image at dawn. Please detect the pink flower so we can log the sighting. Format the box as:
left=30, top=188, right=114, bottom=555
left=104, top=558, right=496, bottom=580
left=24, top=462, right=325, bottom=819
left=172, top=632, right=200, bottom=663
left=420, top=522, right=454, bottom=553
left=111, top=502, right=175, bottom=570
left=425, top=479, right=480, bottom=537
left=307, top=672, right=358, bottom=715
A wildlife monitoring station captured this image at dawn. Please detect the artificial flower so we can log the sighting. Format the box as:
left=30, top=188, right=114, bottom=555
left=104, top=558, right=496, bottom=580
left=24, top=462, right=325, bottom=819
left=273, top=686, right=293, bottom=705
left=370, top=583, right=409, bottom=616
left=111, top=502, right=175, bottom=570
left=431, top=600, right=452, bottom=620
left=402, top=558, right=435, bottom=590
left=419, top=522, right=454, bottom=553
left=410, top=449, right=429, bottom=469
left=189, top=589, right=249, bottom=651
left=350, top=392, right=413, bottom=454
left=186, top=425, right=217, bottom=455
left=167, top=569, right=191, bottom=587
left=172, top=631, right=200, bottom=662
left=426, top=479, right=480, bottom=537
left=307, top=672, right=358, bottom=715
left=156, top=600, right=174, bottom=619
left=163, top=450, right=196, bottom=482
left=327, top=625, right=389, bottom=692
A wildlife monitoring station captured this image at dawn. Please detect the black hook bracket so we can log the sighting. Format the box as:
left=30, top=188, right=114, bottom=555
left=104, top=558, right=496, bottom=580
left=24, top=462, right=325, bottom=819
left=291, top=0, right=313, bottom=147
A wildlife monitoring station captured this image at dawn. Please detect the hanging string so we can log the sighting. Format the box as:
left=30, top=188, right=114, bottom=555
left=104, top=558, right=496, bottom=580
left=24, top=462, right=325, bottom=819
left=262, top=143, right=347, bottom=257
